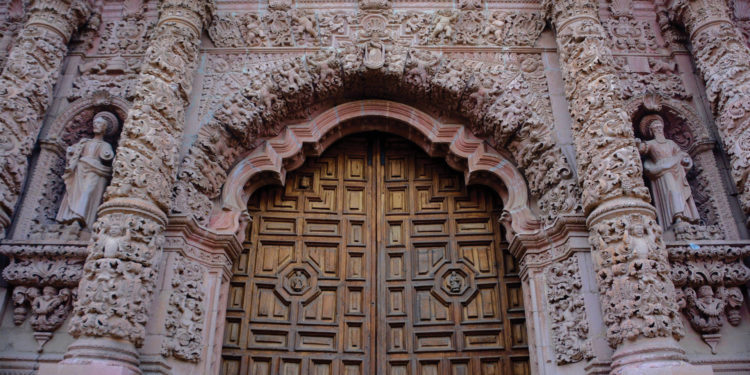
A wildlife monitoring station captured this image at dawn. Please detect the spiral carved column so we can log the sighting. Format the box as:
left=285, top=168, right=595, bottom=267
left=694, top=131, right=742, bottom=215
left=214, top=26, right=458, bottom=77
left=38, top=1, right=213, bottom=374
left=0, top=0, right=93, bottom=236
left=668, top=0, right=750, bottom=226
left=547, top=0, right=712, bottom=373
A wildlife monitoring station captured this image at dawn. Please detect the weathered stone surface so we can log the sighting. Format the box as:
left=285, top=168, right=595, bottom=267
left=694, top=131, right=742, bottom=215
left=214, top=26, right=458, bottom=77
left=0, top=0, right=747, bottom=374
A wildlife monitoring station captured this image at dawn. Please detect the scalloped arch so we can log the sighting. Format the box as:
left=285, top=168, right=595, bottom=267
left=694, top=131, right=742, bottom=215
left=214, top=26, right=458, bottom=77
left=44, top=91, right=129, bottom=140
left=624, top=94, right=712, bottom=143
left=208, top=100, right=539, bottom=237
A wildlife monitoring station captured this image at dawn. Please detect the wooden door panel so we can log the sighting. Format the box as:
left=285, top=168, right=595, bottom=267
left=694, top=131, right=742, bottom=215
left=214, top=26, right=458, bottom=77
left=222, top=136, right=375, bottom=375
left=376, top=135, right=529, bottom=375
left=222, top=134, right=528, bottom=375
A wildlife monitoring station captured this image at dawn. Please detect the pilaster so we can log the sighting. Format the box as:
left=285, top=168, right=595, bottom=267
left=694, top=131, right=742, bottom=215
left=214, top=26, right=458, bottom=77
left=38, top=1, right=214, bottom=374
left=0, top=0, right=93, bottom=237
left=547, top=0, right=712, bottom=373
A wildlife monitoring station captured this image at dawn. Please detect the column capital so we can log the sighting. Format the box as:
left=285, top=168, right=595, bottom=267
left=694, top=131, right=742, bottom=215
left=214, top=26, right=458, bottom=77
left=25, top=0, right=94, bottom=43
left=666, top=0, right=734, bottom=39
left=157, top=0, right=215, bottom=38
left=546, top=0, right=600, bottom=33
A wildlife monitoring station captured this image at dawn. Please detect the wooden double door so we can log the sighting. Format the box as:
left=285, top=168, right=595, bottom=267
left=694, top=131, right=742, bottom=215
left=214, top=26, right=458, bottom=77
left=222, top=134, right=529, bottom=375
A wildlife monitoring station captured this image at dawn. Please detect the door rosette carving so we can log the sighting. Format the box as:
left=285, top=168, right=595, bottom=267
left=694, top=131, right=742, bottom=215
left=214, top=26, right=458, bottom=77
left=434, top=262, right=477, bottom=302
left=278, top=262, right=319, bottom=301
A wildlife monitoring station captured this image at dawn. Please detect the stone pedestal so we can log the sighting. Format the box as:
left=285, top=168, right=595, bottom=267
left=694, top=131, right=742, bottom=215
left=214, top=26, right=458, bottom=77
left=611, top=337, right=713, bottom=375
left=39, top=337, right=141, bottom=375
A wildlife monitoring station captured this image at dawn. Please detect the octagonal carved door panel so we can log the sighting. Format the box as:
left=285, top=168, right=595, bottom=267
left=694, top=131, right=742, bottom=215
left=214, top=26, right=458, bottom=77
left=221, top=134, right=529, bottom=375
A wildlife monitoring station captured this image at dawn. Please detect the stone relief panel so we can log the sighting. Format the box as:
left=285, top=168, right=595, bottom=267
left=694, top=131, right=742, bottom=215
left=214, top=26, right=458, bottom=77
left=603, top=15, right=662, bottom=54
left=207, top=8, right=545, bottom=49
left=545, top=257, right=593, bottom=364
left=0, top=241, right=88, bottom=349
left=670, top=242, right=750, bottom=353
left=161, top=258, right=206, bottom=362
left=0, top=0, right=26, bottom=70
left=182, top=47, right=581, bottom=230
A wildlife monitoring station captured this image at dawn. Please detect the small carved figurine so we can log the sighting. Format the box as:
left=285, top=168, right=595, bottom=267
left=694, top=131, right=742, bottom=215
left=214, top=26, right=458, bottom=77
left=430, top=11, right=458, bottom=40
left=447, top=271, right=463, bottom=293
left=290, top=270, right=306, bottom=292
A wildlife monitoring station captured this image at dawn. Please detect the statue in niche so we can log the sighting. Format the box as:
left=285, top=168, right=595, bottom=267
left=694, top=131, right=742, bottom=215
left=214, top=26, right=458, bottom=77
left=636, top=115, right=700, bottom=227
left=56, top=111, right=118, bottom=229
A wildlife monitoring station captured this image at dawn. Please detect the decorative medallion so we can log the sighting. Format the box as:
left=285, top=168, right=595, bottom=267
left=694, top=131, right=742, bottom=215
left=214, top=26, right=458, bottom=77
left=434, top=263, right=476, bottom=302
left=278, top=262, right=319, bottom=301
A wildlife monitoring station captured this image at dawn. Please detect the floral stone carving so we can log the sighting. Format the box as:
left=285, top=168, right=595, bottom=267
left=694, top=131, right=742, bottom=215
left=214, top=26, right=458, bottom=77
left=545, top=257, right=593, bottom=364
left=548, top=0, right=685, bottom=353
left=0, top=241, right=88, bottom=349
left=670, top=242, right=750, bottom=353
left=670, top=0, right=750, bottom=222
left=0, top=0, right=93, bottom=236
left=162, top=258, right=206, bottom=362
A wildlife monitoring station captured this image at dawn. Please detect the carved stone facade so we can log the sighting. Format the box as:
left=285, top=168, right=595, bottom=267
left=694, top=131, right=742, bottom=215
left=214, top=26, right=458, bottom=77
left=0, top=0, right=746, bottom=374
left=545, top=256, right=594, bottom=365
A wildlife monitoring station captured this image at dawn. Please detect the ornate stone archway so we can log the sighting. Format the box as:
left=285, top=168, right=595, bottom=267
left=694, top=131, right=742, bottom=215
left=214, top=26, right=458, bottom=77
left=10, top=1, right=743, bottom=374
left=160, top=98, right=549, bottom=375
left=207, top=100, right=539, bottom=238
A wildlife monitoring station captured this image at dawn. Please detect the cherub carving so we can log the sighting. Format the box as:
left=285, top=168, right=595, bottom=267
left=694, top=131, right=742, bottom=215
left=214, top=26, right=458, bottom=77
left=430, top=11, right=458, bottom=40
left=292, top=12, right=317, bottom=39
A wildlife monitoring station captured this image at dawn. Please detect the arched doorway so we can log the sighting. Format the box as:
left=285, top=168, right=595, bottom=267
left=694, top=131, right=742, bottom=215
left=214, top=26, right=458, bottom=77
left=221, top=133, right=529, bottom=374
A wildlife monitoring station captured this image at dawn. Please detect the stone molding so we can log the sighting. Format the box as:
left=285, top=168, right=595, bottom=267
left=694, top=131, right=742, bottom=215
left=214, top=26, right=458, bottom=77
left=208, top=99, right=539, bottom=239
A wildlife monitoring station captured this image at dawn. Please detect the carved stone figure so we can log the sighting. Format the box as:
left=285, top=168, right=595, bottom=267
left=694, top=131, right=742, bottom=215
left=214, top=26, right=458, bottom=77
left=446, top=271, right=463, bottom=293
left=637, top=115, right=700, bottom=227
left=430, top=11, right=458, bottom=41
left=364, top=38, right=385, bottom=69
left=29, top=286, right=73, bottom=333
left=56, top=111, right=118, bottom=229
left=290, top=270, right=306, bottom=292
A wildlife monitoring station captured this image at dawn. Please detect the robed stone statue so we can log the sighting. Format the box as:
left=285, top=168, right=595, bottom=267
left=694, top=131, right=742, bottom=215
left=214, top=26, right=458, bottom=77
left=56, top=111, right=118, bottom=229
left=637, top=115, right=700, bottom=227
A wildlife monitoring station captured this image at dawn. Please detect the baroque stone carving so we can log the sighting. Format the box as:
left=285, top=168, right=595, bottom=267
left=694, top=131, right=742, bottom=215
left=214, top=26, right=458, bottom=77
left=670, top=0, right=750, bottom=222
left=669, top=242, right=750, bottom=352
left=637, top=115, right=700, bottom=228
left=56, top=111, right=118, bottom=229
left=545, top=257, right=593, bottom=364
left=207, top=9, right=544, bottom=48
left=590, top=213, right=684, bottom=346
left=0, top=0, right=94, bottom=236
left=162, top=258, right=206, bottom=362
left=0, top=241, right=88, bottom=349
left=603, top=16, right=661, bottom=53
left=68, top=0, right=212, bottom=351
left=547, top=0, right=686, bottom=362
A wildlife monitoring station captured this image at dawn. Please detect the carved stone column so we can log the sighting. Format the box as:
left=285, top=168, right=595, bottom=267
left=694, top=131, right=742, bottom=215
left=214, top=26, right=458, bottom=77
left=0, top=0, right=93, bottom=236
left=547, top=0, right=712, bottom=373
left=668, top=0, right=750, bottom=226
left=38, top=1, right=213, bottom=374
